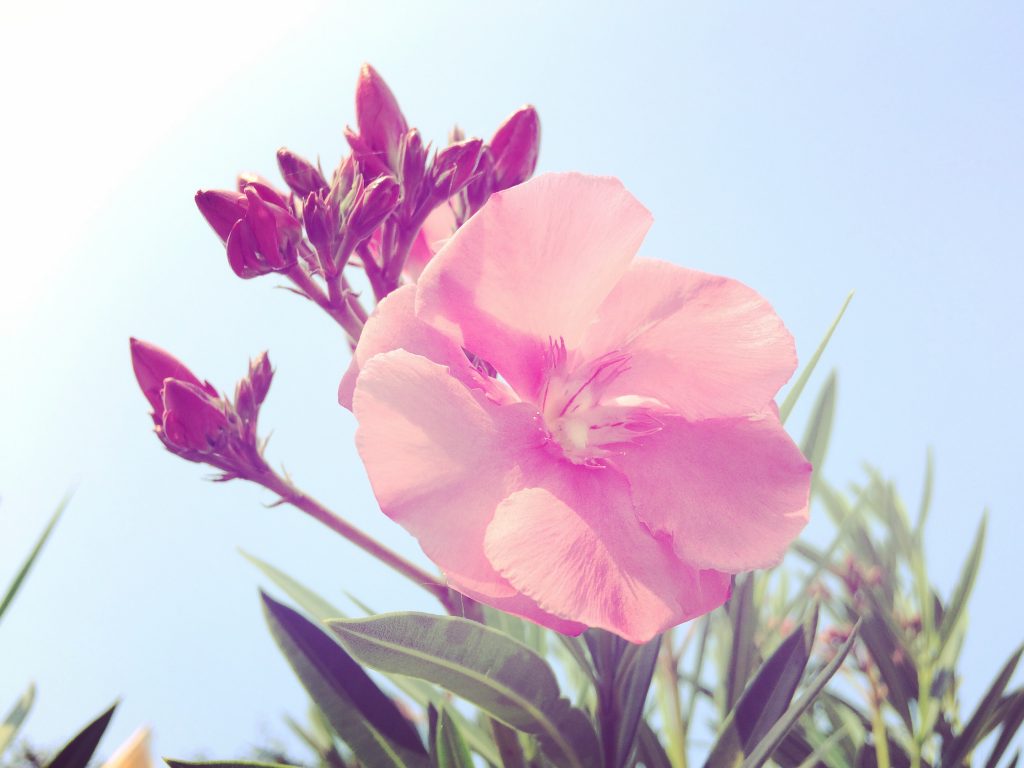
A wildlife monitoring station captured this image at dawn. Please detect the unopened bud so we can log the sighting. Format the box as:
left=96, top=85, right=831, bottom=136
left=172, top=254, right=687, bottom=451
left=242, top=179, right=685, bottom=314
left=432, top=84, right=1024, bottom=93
left=130, top=338, right=212, bottom=422
left=161, top=379, right=228, bottom=453
left=432, top=138, right=483, bottom=198
left=398, top=129, right=427, bottom=204
left=249, top=351, right=273, bottom=405
left=465, top=149, right=495, bottom=214
left=195, top=190, right=248, bottom=241
left=349, top=174, right=400, bottom=238
left=237, top=172, right=290, bottom=209
left=242, top=186, right=302, bottom=271
left=489, top=105, right=540, bottom=190
left=353, top=63, right=408, bottom=169
left=277, top=148, right=328, bottom=198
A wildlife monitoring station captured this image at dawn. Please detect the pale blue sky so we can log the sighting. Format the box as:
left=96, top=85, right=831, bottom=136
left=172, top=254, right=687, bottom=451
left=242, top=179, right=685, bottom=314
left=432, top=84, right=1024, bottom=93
left=1, top=1, right=1021, bottom=760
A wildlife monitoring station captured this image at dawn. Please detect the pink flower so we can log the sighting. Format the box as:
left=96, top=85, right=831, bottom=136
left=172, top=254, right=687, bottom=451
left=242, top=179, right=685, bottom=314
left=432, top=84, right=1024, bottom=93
left=340, top=173, right=811, bottom=643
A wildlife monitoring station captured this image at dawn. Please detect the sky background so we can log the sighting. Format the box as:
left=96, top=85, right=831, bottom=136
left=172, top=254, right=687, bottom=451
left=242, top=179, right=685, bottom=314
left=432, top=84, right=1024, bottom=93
left=1, top=0, right=1022, bottom=761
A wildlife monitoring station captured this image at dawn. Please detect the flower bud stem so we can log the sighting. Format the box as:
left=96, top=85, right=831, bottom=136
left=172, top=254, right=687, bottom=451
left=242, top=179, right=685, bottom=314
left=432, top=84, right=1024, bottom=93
left=286, top=264, right=365, bottom=341
left=255, top=466, right=456, bottom=612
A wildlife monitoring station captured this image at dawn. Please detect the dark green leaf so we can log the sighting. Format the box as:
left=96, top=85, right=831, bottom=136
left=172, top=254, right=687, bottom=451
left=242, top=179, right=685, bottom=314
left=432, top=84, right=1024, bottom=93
left=738, top=621, right=860, bottom=768
left=432, top=706, right=473, bottom=768
left=262, top=594, right=428, bottom=768
left=801, top=371, right=837, bottom=481
left=328, top=612, right=600, bottom=768
left=725, top=574, right=760, bottom=713
left=0, top=683, right=35, bottom=757
left=779, top=291, right=853, bottom=423
left=705, top=607, right=818, bottom=768
left=1, top=497, right=68, bottom=625
left=942, top=644, right=1023, bottom=768
left=938, top=514, right=987, bottom=650
left=985, top=690, right=1024, bottom=768
left=241, top=551, right=345, bottom=621
left=612, top=638, right=662, bottom=768
left=635, top=721, right=673, bottom=768
left=46, top=701, right=117, bottom=768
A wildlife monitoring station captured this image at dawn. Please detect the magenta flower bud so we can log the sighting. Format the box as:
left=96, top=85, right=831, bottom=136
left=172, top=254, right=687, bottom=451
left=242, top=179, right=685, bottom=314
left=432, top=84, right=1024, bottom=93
left=243, top=186, right=302, bottom=271
left=195, top=189, right=248, bottom=241
left=398, top=129, right=427, bottom=198
left=489, top=105, right=540, bottom=191
left=353, top=63, right=408, bottom=168
left=276, top=148, right=328, bottom=198
left=432, top=138, right=483, bottom=197
left=237, top=172, right=290, bottom=209
left=249, top=351, right=273, bottom=405
left=161, top=379, right=228, bottom=453
left=302, top=190, right=336, bottom=261
left=465, top=148, right=495, bottom=213
left=349, top=174, right=400, bottom=238
left=130, top=338, right=210, bottom=422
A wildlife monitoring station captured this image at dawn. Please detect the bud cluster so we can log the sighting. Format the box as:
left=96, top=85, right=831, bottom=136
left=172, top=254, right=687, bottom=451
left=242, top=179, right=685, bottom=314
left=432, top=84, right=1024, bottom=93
left=130, top=338, right=273, bottom=480
left=194, top=63, right=542, bottom=334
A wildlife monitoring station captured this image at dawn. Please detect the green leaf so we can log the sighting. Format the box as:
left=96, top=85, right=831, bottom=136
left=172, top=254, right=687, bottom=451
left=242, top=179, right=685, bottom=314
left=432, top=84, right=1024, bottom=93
left=164, top=761, right=300, bottom=768
left=938, top=513, right=987, bottom=650
left=725, top=574, right=760, bottom=714
left=0, top=683, right=35, bottom=757
left=800, top=371, right=837, bottom=481
left=985, top=690, right=1024, bottom=768
left=45, top=701, right=117, bottom=768
left=913, top=449, right=934, bottom=543
left=779, top=291, right=854, bottom=424
left=328, top=612, right=600, bottom=768
left=431, top=706, right=474, bottom=768
left=738, top=622, right=859, bottom=768
left=942, top=644, right=1024, bottom=768
left=611, top=637, right=662, bottom=768
left=1, top=496, right=69, bottom=625
left=262, top=594, right=428, bottom=768
left=240, top=550, right=346, bottom=621
left=705, top=607, right=818, bottom=768
left=635, top=720, right=673, bottom=768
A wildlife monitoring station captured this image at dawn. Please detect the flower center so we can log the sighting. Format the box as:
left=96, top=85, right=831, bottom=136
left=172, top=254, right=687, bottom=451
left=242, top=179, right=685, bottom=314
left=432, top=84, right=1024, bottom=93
left=540, top=338, right=663, bottom=466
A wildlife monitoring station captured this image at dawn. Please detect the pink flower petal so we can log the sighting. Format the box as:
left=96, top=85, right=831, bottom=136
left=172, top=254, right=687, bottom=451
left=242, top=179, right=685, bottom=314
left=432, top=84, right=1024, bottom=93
left=339, top=285, right=507, bottom=410
left=582, top=258, right=797, bottom=420
left=483, top=468, right=731, bottom=643
left=416, top=173, right=652, bottom=401
left=612, top=412, right=811, bottom=572
left=353, top=348, right=547, bottom=597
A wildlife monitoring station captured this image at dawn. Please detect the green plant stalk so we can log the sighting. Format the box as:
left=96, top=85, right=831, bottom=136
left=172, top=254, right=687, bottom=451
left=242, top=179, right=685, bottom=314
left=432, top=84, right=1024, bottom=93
left=655, top=634, right=688, bottom=768
left=872, top=704, right=891, bottom=768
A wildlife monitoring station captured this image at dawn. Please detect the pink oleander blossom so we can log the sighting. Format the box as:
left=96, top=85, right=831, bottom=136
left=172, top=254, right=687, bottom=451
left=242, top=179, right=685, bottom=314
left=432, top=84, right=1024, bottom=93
left=340, top=172, right=811, bottom=643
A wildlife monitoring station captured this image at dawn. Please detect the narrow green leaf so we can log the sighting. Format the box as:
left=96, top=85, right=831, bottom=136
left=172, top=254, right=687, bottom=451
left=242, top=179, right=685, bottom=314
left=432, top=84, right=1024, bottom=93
left=635, top=720, right=673, bottom=768
left=913, top=449, right=934, bottom=543
left=985, top=690, right=1024, bottom=768
left=328, top=612, right=600, bottom=768
left=240, top=550, right=345, bottom=621
left=165, top=761, right=299, bottom=768
left=432, top=706, right=473, bottom=768
left=0, top=683, right=35, bottom=757
left=1, top=497, right=69, bottom=625
left=262, top=594, right=428, bottom=768
left=939, top=513, right=987, bottom=649
left=943, top=645, right=1024, bottom=768
left=46, top=701, right=117, bottom=768
left=738, top=622, right=860, bottom=768
left=612, top=637, right=662, bottom=768
left=779, top=291, right=854, bottom=423
left=800, top=371, right=837, bottom=480
left=705, top=607, right=818, bottom=768
left=725, top=574, right=760, bottom=714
